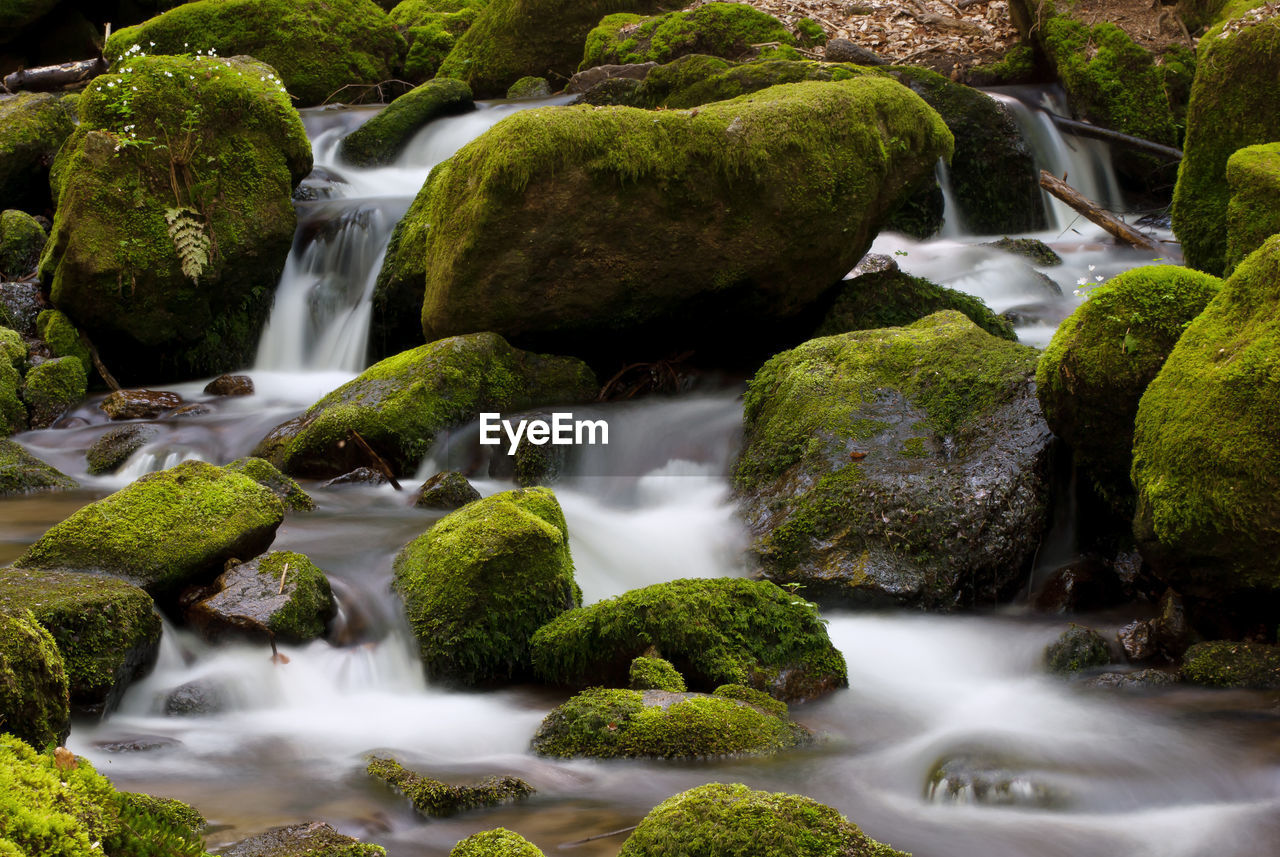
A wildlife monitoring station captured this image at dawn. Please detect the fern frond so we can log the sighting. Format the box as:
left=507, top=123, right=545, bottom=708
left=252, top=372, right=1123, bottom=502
left=164, top=206, right=211, bottom=283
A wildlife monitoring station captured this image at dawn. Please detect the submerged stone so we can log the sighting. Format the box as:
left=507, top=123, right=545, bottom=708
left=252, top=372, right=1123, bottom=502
left=86, top=424, right=159, bottom=475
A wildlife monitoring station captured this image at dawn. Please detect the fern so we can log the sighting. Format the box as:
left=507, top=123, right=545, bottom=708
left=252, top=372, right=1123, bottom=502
left=164, top=207, right=211, bottom=283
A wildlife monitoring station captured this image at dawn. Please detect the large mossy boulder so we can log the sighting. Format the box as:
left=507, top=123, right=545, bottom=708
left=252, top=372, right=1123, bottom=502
left=0, top=735, right=209, bottom=856
left=581, top=4, right=798, bottom=68
left=39, top=54, right=311, bottom=385
left=735, top=311, right=1051, bottom=609
left=617, top=783, right=908, bottom=857
left=0, top=610, right=69, bottom=748
left=104, top=0, right=405, bottom=107
left=0, top=439, right=75, bottom=496
left=379, top=78, right=952, bottom=359
left=1224, top=142, right=1280, bottom=276
left=253, top=332, right=597, bottom=479
left=339, top=78, right=474, bottom=167
left=1037, top=265, right=1222, bottom=516
left=14, top=460, right=284, bottom=601
left=1131, top=235, right=1280, bottom=601
left=0, top=209, right=47, bottom=280
left=0, top=568, right=160, bottom=716
left=21, top=355, right=86, bottom=429
left=393, top=487, right=579, bottom=685
left=1172, top=8, right=1280, bottom=274
left=436, top=0, right=678, bottom=97
left=530, top=577, right=847, bottom=702
left=0, top=92, right=76, bottom=212
left=188, top=551, right=334, bottom=643
left=531, top=686, right=811, bottom=759
left=451, top=829, right=544, bottom=857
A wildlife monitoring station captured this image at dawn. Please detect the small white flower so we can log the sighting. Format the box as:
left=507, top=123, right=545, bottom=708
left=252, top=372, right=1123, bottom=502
left=1088, top=264, right=1096, bottom=271
left=1095, top=275, right=1104, bottom=282
left=1076, top=277, right=1088, bottom=286
left=149, top=41, right=156, bottom=46
left=107, top=81, right=115, bottom=87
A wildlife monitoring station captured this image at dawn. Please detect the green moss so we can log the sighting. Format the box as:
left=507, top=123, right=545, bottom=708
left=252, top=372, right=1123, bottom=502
left=85, top=425, right=157, bottom=476
left=816, top=268, right=1015, bottom=341
left=531, top=687, right=811, bottom=759
left=967, top=42, right=1036, bottom=86
left=193, top=551, right=333, bottom=642
left=367, top=756, right=533, bottom=817
left=0, top=92, right=76, bottom=212
left=393, top=487, right=579, bottom=684
left=340, top=78, right=474, bottom=167
left=506, top=76, right=551, bottom=98
left=0, top=361, right=28, bottom=436
left=530, top=577, right=847, bottom=702
left=255, top=552, right=331, bottom=640
left=898, top=436, right=928, bottom=458
left=450, top=829, right=544, bottom=857
left=1224, top=143, right=1280, bottom=276
left=253, top=332, right=597, bottom=478
left=34, top=311, right=91, bottom=380
left=795, top=18, right=827, bottom=47
left=1037, top=265, right=1221, bottom=516
left=381, top=78, right=951, bottom=351
left=581, top=4, right=797, bottom=68
left=39, top=54, right=311, bottom=384
left=0, top=210, right=46, bottom=280
left=1045, top=624, right=1111, bottom=674
left=629, top=655, right=685, bottom=691
left=404, top=23, right=458, bottom=80
left=15, top=460, right=284, bottom=600
left=104, top=0, right=405, bottom=107
left=984, top=237, right=1061, bottom=266
left=223, top=456, right=315, bottom=511
left=1181, top=640, right=1280, bottom=688
left=713, top=683, right=790, bottom=717
left=0, top=328, right=25, bottom=371
left=617, top=783, right=909, bottom=857
left=0, top=568, right=159, bottom=713
left=0, top=612, right=69, bottom=749
left=1171, top=11, right=1280, bottom=274
left=1131, top=236, right=1280, bottom=594
left=21, top=357, right=86, bottom=429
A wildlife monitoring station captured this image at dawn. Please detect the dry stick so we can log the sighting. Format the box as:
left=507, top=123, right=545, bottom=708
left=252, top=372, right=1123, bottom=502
left=557, top=825, right=639, bottom=850
left=349, top=429, right=403, bottom=491
left=78, top=332, right=122, bottom=392
left=1038, top=170, right=1163, bottom=252
left=3, top=57, right=107, bottom=94
left=277, top=561, right=291, bottom=595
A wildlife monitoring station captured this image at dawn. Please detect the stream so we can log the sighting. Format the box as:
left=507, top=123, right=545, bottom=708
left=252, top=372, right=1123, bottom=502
left=3, top=90, right=1278, bottom=857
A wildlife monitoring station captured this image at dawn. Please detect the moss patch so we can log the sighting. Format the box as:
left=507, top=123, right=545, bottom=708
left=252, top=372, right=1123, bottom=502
left=0, top=92, right=76, bottom=212
left=451, top=829, right=544, bottom=857
left=340, top=78, right=473, bottom=167
left=0, top=440, right=75, bottom=496
left=1181, top=640, right=1280, bottom=688
left=0, top=359, right=26, bottom=436
left=0, top=611, right=69, bottom=749
left=34, top=311, right=91, bottom=380
left=190, top=550, right=334, bottom=642
left=0, top=210, right=47, bottom=280
left=1224, top=142, right=1280, bottom=276
left=581, top=4, right=798, bottom=68
left=21, top=357, right=86, bottom=429
left=1045, top=624, right=1111, bottom=674
left=629, top=655, right=685, bottom=691
left=223, top=456, right=315, bottom=511
left=367, top=756, right=533, bottom=817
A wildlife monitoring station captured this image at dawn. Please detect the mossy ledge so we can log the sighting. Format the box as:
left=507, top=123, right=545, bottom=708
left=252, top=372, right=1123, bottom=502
left=367, top=756, right=534, bottom=817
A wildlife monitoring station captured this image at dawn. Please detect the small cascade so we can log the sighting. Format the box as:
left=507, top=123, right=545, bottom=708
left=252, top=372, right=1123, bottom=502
left=935, top=158, right=968, bottom=238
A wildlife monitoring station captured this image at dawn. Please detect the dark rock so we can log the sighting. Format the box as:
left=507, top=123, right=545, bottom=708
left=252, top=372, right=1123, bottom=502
left=926, top=752, right=1063, bottom=807
left=204, top=374, right=255, bottom=397
left=163, top=680, right=226, bottom=717
left=0, top=282, right=46, bottom=335
left=1032, top=557, right=1123, bottom=613
left=292, top=166, right=349, bottom=202
left=1045, top=625, right=1112, bottom=674
left=1082, top=668, right=1178, bottom=690
left=221, top=822, right=384, bottom=857
left=983, top=237, right=1063, bottom=266
left=99, top=388, right=183, bottom=420
left=86, top=424, right=159, bottom=475
left=1182, top=641, right=1280, bottom=689
left=321, top=467, right=388, bottom=488
left=93, top=734, right=184, bottom=753
left=186, top=551, right=334, bottom=643
left=1119, top=620, right=1157, bottom=661
left=506, top=76, right=551, bottom=98
left=579, top=76, right=644, bottom=107
left=367, top=756, right=534, bottom=817
left=0, top=209, right=47, bottom=280
left=414, top=471, right=481, bottom=510
left=565, top=62, right=658, bottom=93
left=165, top=403, right=214, bottom=419
left=1001, top=301, right=1072, bottom=328
left=823, top=38, right=886, bottom=64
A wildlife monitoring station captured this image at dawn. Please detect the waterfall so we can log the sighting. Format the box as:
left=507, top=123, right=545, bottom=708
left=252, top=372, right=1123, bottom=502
left=936, top=158, right=967, bottom=238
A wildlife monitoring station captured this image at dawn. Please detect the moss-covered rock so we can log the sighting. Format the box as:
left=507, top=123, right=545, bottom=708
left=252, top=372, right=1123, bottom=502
left=34, top=310, right=92, bottom=379
left=735, top=311, right=1051, bottom=609
left=0, top=210, right=47, bottom=280
left=1224, top=142, right=1280, bottom=276
left=0, top=358, right=27, bottom=436
left=15, top=459, right=284, bottom=600
left=105, top=0, right=405, bottom=107
left=379, top=78, right=951, bottom=359
left=1171, top=9, right=1280, bottom=274
left=506, top=76, right=551, bottom=98
left=629, top=654, right=685, bottom=691
left=1131, top=236, right=1280, bottom=599
left=0, top=610, right=69, bottom=748
left=339, top=78, right=474, bottom=167
left=815, top=255, right=1015, bottom=341
left=0, top=327, right=25, bottom=371
left=390, top=0, right=487, bottom=81
left=1181, top=640, right=1280, bottom=689
left=20, top=356, right=86, bottom=429
left=39, top=54, right=311, bottom=384
left=617, top=783, right=908, bottom=857
left=221, top=821, right=384, bottom=856
left=223, top=456, right=315, bottom=511
left=253, top=333, right=597, bottom=479
left=0, top=568, right=160, bottom=716
left=983, top=236, right=1062, bottom=267
left=414, top=470, right=481, bottom=509
left=581, top=4, right=798, bottom=68
left=435, top=0, right=677, bottom=97
left=393, top=487, right=579, bottom=684
left=0, top=92, right=76, bottom=212
left=532, top=686, right=811, bottom=759
left=1045, top=624, right=1111, bottom=674
left=0, top=735, right=210, bottom=857
left=1037, top=265, right=1222, bottom=516
left=530, top=577, right=846, bottom=702
left=0, top=439, right=74, bottom=496
left=85, top=424, right=159, bottom=475
left=451, top=829, right=544, bottom=857
left=367, top=756, right=533, bottom=817
left=188, top=551, right=334, bottom=643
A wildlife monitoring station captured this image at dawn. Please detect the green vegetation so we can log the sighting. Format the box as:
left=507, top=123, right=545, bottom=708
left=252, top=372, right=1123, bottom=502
left=1045, top=625, right=1111, bottom=674
left=629, top=655, right=685, bottom=691
left=86, top=426, right=158, bottom=475
left=35, top=311, right=91, bottom=379
left=0, top=92, right=75, bottom=211
left=581, top=4, right=798, bottom=68
left=223, top=456, right=315, bottom=511
left=1224, top=142, right=1280, bottom=276
left=450, top=829, right=544, bottom=857
left=0, top=611, right=69, bottom=749
left=0, top=440, right=75, bottom=496
left=21, top=357, right=86, bottom=429
left=1181, top=641, right=1280, bottom=688
left=339, top=78, right=473, bottom=167
left=0, top=328, right=24, bottom=370
left=530, top=577, right=846, bottom=702
left=367, top=756, right=533, bottom=816
left=0, top=210, right=46, bottom=280
left=390, top=0, right=488, bottom=81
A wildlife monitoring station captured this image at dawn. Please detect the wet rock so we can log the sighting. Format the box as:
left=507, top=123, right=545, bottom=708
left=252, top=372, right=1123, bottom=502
left=367, top=756, right=533, bottom=817
left=165, top=402, right=214, bottom=419
left=1001, top=301, right=1072, bottom=328
left=22, top=355, right=87, bottom=428
left=1045, top=625, right=1112, bottom=674
left=163, top=680, right=226, bottom=717
left=339, top=78, right=474, bottom=167
left=93, top=734, right=184, bottom=753
left=99, top=388, right=183, bottom=420
left=531, top=577, right=847, bottom=702
left=187, top=551, right=335, bottom=643
left=1082, top=668, right=1178, bottom=690
left=0, top=567, right=161, bottom=716
left=532, top=686, right=811, bottom=759
left=1118, top=620, right=1157, bottom=661
left=86, top=424, right=159, bottom=475
left=221, top=821, right=384, bottom=857
left=579, top=76, right=644, bottom=106
left=322, top=467, right=389, bottom=488
left=0, top=610, right=69, bottom=748
left=1181, top=641, right=1280, bottom=690
left=292, top=166, right=349, bottom=202
left=925, top=752, right=1062, bottom=808
left=413, top=470, right=480, bottom=510
left=565, top=62, right=657, bottom=93
left=823, top=37, right=886, bottom=64
left=224, top=456, right=316, bottom=512
left=204, top=373, right=255, bottom=397
left=629, top=655, right=685, bottom=692
left=736, top=312, right=1052, bottom=610
left=0, top=282, right=45, bottom=335
left=0, top=439, right=76, bottom=496
left=506, top=76, right=551, bottom=98
left=1032, top=557, right=1123, bottom=614
left=983, top=237, right=1062, bottom=266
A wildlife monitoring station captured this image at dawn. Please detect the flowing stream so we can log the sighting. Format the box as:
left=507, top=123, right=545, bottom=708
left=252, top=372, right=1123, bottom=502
left=3, top=91, right=1278, bottom=857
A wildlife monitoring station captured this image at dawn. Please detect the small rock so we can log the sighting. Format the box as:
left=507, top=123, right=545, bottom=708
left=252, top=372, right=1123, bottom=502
left=163, top=680, right=226, bottom=717
left=1082, top=669, right=1178, bottom=690
left=22, top=355, right=87, bottom=429
left=321, top=466, right=388, bottom=488
left=186, top=551, right=335, bottom=643
left=926, top=752, right=1063, bottom=808
left=221, top=822, right=383, bottom=857
left=93, top=734, right=183, bottom=753
left=0, top=283, right=46, bottom=335
left=1032, top=557, right=1123, bottom=613
left=203, top=374, right=254, bottom=397
left=99, top=388, right=183, bottom=420
left=1119, top=620, right=1157, bottom=661
left=1001, top=301, right=1072, bottom=327
left=506, top=76, right=551, bottom=99
left=1045, top=625, right=1111, bottom=674
left=414, top=471, right=481, bottom=510
left=983, top=237, right=1063, bottom=266
left=823, top=38, right=886, bottom=65
left=367, top=756, right=533, bottom=817
left=86, top=424, right=158, bottom=474
left=565, top=62, right=657, bottom=94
